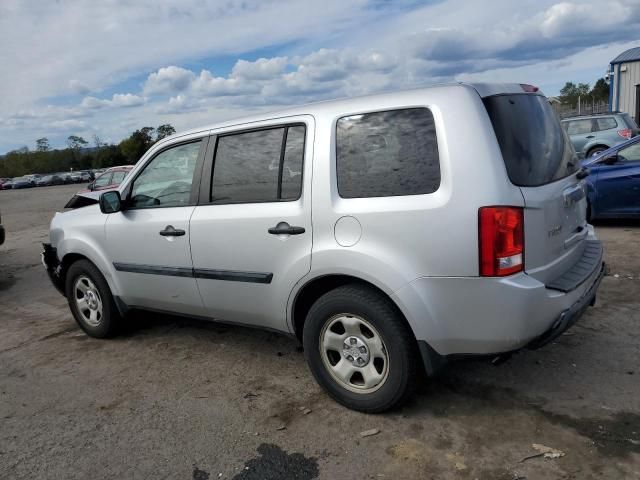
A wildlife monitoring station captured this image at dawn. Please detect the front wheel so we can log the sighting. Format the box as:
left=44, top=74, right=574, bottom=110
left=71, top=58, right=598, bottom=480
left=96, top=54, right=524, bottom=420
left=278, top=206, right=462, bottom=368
left=65, top=259, right=122, bottom=338
left=303, top=285, right=419, bottom=413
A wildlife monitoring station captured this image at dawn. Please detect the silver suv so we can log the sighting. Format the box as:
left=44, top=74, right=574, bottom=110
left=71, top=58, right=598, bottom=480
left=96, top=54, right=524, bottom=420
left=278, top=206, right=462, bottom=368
left=43, top=83, right=604, bottom=412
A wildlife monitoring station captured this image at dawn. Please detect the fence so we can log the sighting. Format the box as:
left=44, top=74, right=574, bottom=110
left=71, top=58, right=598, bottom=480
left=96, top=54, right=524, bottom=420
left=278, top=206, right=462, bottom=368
left=552, top=101, right=610, bottom=119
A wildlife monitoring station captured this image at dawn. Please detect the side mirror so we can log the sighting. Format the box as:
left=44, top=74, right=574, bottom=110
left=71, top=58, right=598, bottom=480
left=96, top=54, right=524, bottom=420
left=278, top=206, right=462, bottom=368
left=99, top=191, right=122, bottom=214
left=602, top=154, right=618, bottom=165
left=88, top=181, right=95, bottom=191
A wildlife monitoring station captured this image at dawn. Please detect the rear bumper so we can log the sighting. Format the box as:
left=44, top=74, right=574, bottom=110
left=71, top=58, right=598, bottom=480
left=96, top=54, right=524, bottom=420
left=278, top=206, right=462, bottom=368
left=393, top=240, right=604, bottom=360
left=42, top=243, right=65, bottom=295
left=527, top=260, right=604, bottom=349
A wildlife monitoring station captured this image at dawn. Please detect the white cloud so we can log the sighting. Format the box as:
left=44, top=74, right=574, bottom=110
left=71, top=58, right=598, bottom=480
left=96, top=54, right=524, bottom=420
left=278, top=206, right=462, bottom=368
left=143, top=66, right=196, bottom=95
left=50, top=119, right=87, bottom=130
left=81, top=93, right=146, bottom=109
left=231, top=57, right=288, bottom=80
left=2, top=0, right=640, bottom=152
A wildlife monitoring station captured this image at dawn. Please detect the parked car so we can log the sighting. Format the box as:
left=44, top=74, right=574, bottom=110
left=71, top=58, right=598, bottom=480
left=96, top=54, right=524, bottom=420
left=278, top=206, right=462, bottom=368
left=64, top=166, right=135, bottom=209
left=0, top=178, right=12, bottom=189
left=36, top=174, right=65, bottom=187
left=582, top=135, right=640, bottom=220
left=11, top=176, right=35, bottom=189
left=561, top=112, right=639, bottom=158
left=43, top=83, right=603, bottom=412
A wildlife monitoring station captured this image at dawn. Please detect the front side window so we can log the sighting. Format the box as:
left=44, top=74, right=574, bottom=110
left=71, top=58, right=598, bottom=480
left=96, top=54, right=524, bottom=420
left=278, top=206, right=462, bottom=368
left=130, top=141, right=201, bottom=208
left=210, top=124, right=306, bottom=204
left=94, top=173, right=112, bottom=188
left=111, top=171, right=127, bottom=184
left=336, top=108, right=440, bottom=198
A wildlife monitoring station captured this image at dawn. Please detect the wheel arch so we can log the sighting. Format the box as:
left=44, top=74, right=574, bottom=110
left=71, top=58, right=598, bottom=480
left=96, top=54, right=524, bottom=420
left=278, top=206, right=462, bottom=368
left=585, top=144, right=609, bottom=158
left=290, top=273, right=442, bottom=377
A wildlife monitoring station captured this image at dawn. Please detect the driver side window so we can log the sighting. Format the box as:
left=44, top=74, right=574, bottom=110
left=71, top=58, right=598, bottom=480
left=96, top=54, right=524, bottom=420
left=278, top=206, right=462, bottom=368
left=130, top=141, right=201, bottom=208
left=618, top=143, right=640, bottom=163
left=94, top=172, right=112, bottom=188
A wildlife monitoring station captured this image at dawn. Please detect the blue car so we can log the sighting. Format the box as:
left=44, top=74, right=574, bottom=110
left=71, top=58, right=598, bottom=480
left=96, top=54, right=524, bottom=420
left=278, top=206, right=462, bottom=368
left=583, top=135, right=640, bottom=220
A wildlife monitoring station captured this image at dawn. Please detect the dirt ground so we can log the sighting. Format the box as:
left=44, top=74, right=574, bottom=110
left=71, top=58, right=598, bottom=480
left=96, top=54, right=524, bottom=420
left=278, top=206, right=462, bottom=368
left=1, top=184, right=639, bottom=480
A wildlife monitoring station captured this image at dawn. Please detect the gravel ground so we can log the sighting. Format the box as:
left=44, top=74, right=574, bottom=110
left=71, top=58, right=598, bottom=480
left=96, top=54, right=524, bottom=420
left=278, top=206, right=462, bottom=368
left=1, top=184, right=639, bottom=479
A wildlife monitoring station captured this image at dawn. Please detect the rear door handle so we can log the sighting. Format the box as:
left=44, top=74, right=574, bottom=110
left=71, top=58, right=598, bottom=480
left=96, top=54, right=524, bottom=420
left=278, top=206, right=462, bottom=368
left=159, top=225, right=186, bottom=237
left=268, top=222, right=305, bottom=235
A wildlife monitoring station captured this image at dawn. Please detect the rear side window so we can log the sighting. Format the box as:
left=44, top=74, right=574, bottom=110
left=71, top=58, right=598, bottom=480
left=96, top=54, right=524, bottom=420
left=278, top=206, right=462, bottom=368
left=336, top=108, right=440, bottom=198
left=565, top=119, right=593, bottom=135
left=483, top=94, right=578, bottom=187
left=595, top=117, right=618, bottom=131
left=211, top=125, right=305, bottom=204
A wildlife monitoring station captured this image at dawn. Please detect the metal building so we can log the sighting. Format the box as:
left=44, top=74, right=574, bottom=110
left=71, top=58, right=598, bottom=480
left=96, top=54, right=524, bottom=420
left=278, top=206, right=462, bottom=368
left=608, top=47, right=640, bottom=122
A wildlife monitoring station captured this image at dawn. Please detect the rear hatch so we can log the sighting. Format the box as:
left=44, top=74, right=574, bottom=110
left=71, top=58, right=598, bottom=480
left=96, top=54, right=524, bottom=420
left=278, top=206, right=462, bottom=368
left=483, top=91, right=588, bottom=285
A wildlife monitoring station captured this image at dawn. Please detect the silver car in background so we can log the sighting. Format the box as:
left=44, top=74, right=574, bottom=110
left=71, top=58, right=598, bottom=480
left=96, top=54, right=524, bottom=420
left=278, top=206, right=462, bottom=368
left=43, top=83, right=604, bottom=412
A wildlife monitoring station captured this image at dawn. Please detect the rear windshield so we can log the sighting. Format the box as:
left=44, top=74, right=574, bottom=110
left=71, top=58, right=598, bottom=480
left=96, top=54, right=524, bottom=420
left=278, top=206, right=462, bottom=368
left=621, top=113, right=639, bottom=129
left=483, top=94, right=578, bottom=187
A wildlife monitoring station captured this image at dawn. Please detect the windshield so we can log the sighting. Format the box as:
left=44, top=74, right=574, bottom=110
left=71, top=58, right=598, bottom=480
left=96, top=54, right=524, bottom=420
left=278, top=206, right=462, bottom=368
left=483, top=94, right=578, bottom=187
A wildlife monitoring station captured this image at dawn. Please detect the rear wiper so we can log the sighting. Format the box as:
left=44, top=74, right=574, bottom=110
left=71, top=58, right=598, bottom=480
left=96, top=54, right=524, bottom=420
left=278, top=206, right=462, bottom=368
left=576, top=167, right=590, bottom=179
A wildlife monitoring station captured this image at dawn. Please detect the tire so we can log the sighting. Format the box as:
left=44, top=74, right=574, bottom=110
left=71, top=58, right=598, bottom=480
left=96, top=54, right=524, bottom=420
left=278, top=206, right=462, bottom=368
left=587, top=146, right=607, bottom=158
left=302, top=284, right=419, bottom=413
left=65, top=259, right=122, bottom=338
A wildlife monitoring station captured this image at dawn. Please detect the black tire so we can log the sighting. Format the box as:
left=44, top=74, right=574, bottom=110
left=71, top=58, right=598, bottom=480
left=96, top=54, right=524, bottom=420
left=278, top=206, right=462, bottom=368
left=587, top=146, right=607, bottom=158
left=65, top=259, right=122, bottom=338
left=302, top=284, right=419, bottom=413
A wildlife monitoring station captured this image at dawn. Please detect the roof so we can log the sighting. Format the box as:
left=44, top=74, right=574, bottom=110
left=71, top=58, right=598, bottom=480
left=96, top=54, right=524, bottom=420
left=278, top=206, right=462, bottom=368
left=158, top=82, right=541, bottom=144
left=611, top=47, right=640, bottom=64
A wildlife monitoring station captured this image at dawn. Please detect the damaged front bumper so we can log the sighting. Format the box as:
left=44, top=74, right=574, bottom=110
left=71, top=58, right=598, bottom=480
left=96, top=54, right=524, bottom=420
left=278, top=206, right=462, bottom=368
left=42, top=243, right=65, bottom=295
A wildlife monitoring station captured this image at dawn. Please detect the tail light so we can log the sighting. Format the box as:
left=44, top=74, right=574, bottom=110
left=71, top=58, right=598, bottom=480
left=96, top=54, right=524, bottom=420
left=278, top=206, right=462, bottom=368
left=479, top=207, right=524, bottom=276
left=618, top=128, right=632, bottom=139
left=520, top=84, right=539, bottom=93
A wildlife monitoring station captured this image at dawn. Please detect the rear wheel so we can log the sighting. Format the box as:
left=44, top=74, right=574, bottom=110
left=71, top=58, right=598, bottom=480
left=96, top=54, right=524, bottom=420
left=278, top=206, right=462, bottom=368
left=302, top=284, right=418, bottom=412
left=65, top=260, right=122, bottom=338
left=587, top=146, right=607, bottom=158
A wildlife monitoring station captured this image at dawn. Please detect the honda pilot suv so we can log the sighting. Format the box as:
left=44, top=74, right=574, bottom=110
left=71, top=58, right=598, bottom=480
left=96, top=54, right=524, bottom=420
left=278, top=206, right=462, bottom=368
left=43, top=83, right=604, bottom=412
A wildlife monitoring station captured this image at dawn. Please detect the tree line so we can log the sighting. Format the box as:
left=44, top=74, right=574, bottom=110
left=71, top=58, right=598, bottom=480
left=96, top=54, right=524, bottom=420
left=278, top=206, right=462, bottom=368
left=0, top=124, right=176, bottom=178
left=558, top=78, right=609, bottom=107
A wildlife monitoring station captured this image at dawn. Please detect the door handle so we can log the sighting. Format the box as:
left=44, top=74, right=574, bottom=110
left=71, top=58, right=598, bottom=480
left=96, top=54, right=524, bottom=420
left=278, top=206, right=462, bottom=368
left=159, top=225, right=186, bottom=237
left=585, top=135, right=595, bottom=139
left=268, top=222, right=306, bottom=235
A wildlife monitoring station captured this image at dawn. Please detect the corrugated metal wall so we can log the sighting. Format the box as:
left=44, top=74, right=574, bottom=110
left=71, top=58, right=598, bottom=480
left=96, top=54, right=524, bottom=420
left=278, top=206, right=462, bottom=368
left=613, top=60, right=640, bottom=120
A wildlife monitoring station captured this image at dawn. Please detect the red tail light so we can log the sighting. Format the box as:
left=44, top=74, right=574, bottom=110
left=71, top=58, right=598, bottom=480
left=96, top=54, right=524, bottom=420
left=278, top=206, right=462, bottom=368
left=520, top=84, right=539, bottom=93
left=479, top=207, right=524, bottom=276
left=618, top=128, right=632, bottom=139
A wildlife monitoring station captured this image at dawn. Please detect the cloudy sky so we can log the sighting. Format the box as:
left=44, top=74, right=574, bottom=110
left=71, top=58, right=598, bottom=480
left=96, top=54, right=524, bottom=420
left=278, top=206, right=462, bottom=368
left=1, top=0, right=639, bottom=153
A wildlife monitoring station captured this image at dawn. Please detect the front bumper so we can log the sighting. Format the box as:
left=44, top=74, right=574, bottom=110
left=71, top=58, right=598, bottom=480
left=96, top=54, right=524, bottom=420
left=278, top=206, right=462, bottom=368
left=42, top=243, right=65, bottom=295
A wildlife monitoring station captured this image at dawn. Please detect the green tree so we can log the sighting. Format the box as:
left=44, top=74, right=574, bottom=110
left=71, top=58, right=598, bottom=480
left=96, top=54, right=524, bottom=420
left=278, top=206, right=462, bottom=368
left=559, top=82, right=591, bottom=107
left=119, top=127, right=155, bottom=164
left=590, top=78, right=609, bottom=103
left=35, top=137, right=50, bottom=152
left=67, top=135, right=88, bottom=150
left=155, top=124, right=176, bottom=141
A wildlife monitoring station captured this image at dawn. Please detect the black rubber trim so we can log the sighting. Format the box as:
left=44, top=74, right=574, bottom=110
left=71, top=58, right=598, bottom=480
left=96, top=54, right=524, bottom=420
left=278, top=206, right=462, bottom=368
left=113, top=262, right=273, bottom=284
left=529, top=261, right=605, bottom=349
left=113, top=263, right=194, bottom=278
left=42, top=243, right=65, bottom=295
left=194, top=268, right=273, bottom=284
left=546, top=240, right=603, bottom=292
